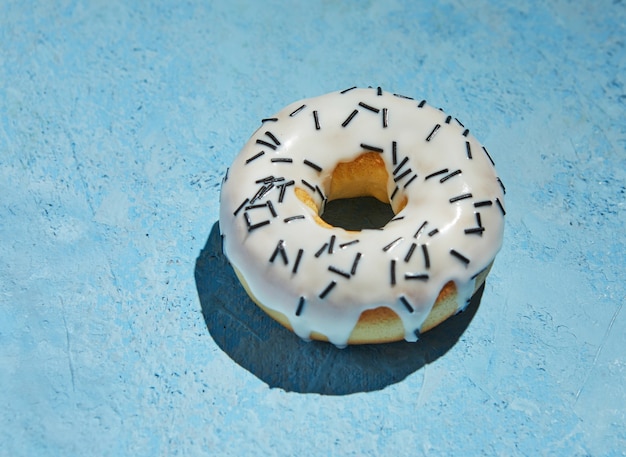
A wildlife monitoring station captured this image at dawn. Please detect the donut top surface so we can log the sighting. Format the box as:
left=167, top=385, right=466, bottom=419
left=219, top=87, right=506, bottom=347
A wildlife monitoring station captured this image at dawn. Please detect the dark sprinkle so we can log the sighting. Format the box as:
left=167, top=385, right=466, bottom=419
left=497, top=177, right=506, bottom=194
left=245, top=151, right=265, bottom=164
left=394, top=168, right=412, bottom=183
left=304, top=159, right=322, bottom=172
left=474, top=200, right=493, bottom=208
left=382, top=237, right=403, bottom=252
left=284, top=215, right=305, bottom=223
left=400, top=296, right=414, bottom=313
left=295, top=296, right=306, bottom=316
left=315, top=243, right=329, bottom=258
left=450, top=249, right=470, bottom=265
left=404, top=242, right=417, bottom=262
left=233, top=198, right=249, bottom=216
left=328, top=234, right=336, bottom=254
left=496, top=197, right=506, bottom=216
left=425, top=168, right=449, bottom=180
left=425, top=124, right=441, bottom=142
left=393, top=93, right=414, bottom=100
left=464, top=227, right=485, bottom=235
left=449, top=193, right=473, bottom=203
left=339, top=239, right=360, bottom=249
left=439, top=169, right=462, bottom=183
left=417, top=100, right=426, bottom=108
left=265, top=131, right=281, bottom=146
left=405, top=273, right=429, bottom=281
left=256, top=139, right=277, bottom=150
left=390, top=259, right=397, bottom=286
left=422, top=244, right=430, bottom=269
left=465, top=141, right=473, bottom=159
left=319, top=281, right=337, bottom=299
left=413, top=221, right=428, bottom=238
left=292, top=249, right=304, bottom=274
left=301, top=179, right=316, bottom=192
left=382, top=108, right=389, bottom=128
left=313, top=110, right=321, bottom=130
left=271, top=157, right=293, bottom=163
left=404, top=174, right=418, bottom=189
left=328, top=265, right=351, bottom=279
left=360, top=143, right=384, bottom=153
left=393, top=156, right=408, bottom=175
left=269, top=239, right=288, bottom=264
left=482, top=146, right=495, bottom=166
left=340, top=86, right=357, bottom=94
left=341, top=109, right=359, bottom=127
left=358, top=101, right=380, bottom=113
left=351, top=252, right=362, bottom=275
left=261, top=117, right=278, bottom=123
left=289, top=104, right=306, bottom=117
left=247, top=219, right=271, bottom=232
left=390, top=185, right=399, bottom=201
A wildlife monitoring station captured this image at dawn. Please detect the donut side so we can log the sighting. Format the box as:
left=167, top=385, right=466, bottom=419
left=231, top=261, right=493, bottom=344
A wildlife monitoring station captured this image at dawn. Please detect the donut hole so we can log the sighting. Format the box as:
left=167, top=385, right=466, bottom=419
left=296, top=152, right=407, bottom=231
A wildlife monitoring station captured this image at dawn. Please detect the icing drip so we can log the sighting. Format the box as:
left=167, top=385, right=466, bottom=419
left=219, top=88, right=505, bottom=347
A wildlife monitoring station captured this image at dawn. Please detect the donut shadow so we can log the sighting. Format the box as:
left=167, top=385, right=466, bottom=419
left=195, top=221, right=484, bottom=395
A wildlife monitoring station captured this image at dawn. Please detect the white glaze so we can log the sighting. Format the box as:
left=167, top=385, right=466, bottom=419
left=219, top=87, right=505, bottom=347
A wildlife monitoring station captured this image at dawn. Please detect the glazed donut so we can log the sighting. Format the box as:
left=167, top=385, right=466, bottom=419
left=219, top=87, right=505, bottom=347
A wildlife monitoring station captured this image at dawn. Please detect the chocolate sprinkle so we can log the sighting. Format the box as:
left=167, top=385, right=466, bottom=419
left=400, top=296, right=414, bottom=313
left=256, top=139, right=278, bottom=150
left=313, top=110, right=321, bottom=130
left=292, top=249, right=304, bottom=274
left=295, top=296, right=306, bottom=316
left=269, top=239, right=288, bottom=264
left=289, top=104, right=306, bottom=117
left=496, top=197, right=506, bottom=216
left=283, top=215, right=305, bottom=223
left=450, top=249, right=470, bottom=265
left=425, top=124, right=441, bottom=142
left=303, top=159, right=323, bottom=172
left=360, top=143, right=384, bottom=153
left=405, top=273, right=429, bottom=281
left=382, top=237, right=403, bottom=252
left=449, top=193, right=473, bottom=203
left=328, top=265, right=351, bottom=279
left=358, top=101, right=380, bottom=113
left=425, top=168, right=449, bottom=180
left=351, top=252, right=362, bottom=275
left=319, top=281, right=337, bottom=299
left=422, top=244, right=430, bottom=269
left=390, top=259, right=397, bottom=286
left=340, top=86, right=357, bottom=94
left=404, top=242, right=417, bottom=262
left=439, top=169, right=462, bottom=183
left=465, top=141, right=472, bottom=159
left=341, top=109, right=359, bottom=127
left=382, top=108, right=388, bottom=128
left=245, top=151, right=265, bottom=164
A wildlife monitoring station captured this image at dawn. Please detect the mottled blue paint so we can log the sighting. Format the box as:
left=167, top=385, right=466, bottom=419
left=1, top=0, right=625, bottom=455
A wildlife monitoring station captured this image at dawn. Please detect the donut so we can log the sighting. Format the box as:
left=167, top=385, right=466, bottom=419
left=219, top=87, right=506, bottom=347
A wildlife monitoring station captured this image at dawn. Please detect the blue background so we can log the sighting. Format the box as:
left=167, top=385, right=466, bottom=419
left=1, top=0, right=625, bottom=455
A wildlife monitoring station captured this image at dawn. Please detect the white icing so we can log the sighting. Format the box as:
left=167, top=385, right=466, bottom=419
left=219, top=87, right=505, bottom=347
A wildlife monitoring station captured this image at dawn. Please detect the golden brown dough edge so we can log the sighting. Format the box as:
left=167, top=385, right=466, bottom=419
left=230, top=261, right=493, bottom=345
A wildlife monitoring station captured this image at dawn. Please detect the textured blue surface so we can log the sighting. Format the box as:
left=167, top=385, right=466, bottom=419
left=1, top=0, right=625, bottom=455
